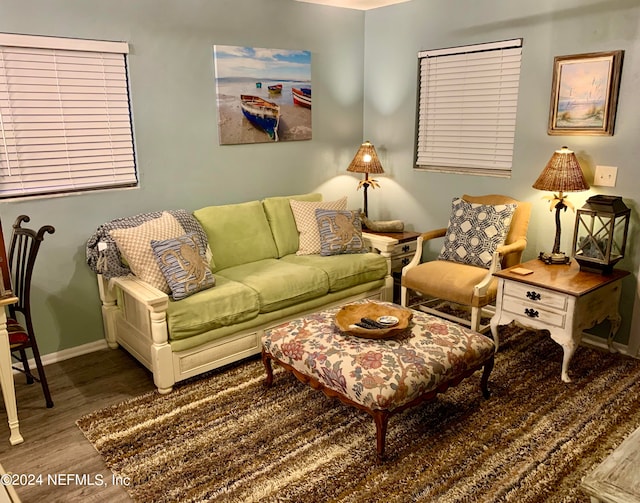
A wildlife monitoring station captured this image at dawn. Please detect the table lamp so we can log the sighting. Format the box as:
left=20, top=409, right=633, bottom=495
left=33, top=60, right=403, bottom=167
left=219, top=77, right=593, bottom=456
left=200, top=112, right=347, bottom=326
left=347, top=140, right=384, bottom=218
left=532, top=146, right=590, bottom=265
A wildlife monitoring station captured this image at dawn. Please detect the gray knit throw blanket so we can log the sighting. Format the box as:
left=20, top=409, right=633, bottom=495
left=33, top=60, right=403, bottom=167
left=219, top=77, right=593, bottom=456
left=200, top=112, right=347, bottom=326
left=85, top=209, right=209, bottom=280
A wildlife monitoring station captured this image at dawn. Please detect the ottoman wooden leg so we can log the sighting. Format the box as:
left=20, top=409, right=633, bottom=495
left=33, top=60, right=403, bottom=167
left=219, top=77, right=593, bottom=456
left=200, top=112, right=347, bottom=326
left=262, top=350, right=274, bottom=387
left=372, top=409, right=390, bottom=463
left=480, top=356, right=494, bottom=399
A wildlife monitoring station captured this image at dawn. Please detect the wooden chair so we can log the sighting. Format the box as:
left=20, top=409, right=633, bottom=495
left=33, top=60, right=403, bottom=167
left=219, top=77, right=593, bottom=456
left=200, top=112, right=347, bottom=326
left=401, top=195, right=531, bottom=346
left=7, top=215, right=55, bottom=408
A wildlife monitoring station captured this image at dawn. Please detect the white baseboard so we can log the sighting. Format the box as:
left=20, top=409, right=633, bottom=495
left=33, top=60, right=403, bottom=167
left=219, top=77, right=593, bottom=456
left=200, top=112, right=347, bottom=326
left=13, top=339, right=108, bottom=374
left=581, top=333, right=637, bottom=358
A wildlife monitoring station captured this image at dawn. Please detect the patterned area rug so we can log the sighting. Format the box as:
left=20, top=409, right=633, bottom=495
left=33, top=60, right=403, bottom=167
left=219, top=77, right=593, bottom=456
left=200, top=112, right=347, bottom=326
left=77, top=325, right=640, bottom=503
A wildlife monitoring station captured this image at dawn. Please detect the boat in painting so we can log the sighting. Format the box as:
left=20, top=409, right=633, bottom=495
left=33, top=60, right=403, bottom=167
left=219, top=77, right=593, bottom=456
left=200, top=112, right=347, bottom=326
left=240, top=94, right=281, bottom=141
left=268, top=84, right=283, bottom=94
left=292, top=87, right=311, bottom=108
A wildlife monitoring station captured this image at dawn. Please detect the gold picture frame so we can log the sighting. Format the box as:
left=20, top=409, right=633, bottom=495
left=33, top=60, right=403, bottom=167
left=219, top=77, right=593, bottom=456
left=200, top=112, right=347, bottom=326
left=548, top=50, right=624, bottom=136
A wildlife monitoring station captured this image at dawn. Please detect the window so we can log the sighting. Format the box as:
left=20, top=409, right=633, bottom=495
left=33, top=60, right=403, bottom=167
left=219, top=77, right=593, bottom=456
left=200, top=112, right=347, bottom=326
left=0, top=33, right=137, bottom=199
left=416, top=39, right=523, bottom=177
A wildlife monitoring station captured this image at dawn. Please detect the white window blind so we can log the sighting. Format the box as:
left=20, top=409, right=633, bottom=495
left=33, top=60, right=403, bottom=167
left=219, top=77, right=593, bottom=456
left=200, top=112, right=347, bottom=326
left=416, top=39, right=523, bottom=177
left=0, top=33, right=137, bottom=199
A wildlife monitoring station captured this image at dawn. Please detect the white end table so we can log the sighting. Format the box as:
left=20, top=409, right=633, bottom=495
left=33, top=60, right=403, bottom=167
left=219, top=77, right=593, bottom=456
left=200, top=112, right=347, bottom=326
left=363, top=231, right=421, bottom=303
left=491, top=259, right=629, bottom=383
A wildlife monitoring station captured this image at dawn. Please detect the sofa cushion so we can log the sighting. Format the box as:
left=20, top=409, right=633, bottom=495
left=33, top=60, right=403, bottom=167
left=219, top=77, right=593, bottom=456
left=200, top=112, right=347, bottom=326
left=281, top=252, right=387, bottom=292
left=166, top=275, right=260, bottom=341
left=217, top=259, right=329, bottom=313
left=262, top=193, right=322, bottom=258
left=316, top=208, right=367, bottom=256
left=109, top=212, right=185, bottom=293
left=290, top=197, right=347, bottom=255
left=151, top=233, right=216, bottom=300
left=194, top=200, right=278, bottom=272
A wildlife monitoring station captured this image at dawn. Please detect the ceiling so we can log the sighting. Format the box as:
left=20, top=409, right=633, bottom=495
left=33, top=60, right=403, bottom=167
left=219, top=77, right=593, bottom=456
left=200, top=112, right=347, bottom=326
left=295, top=0, right=411, bottom=10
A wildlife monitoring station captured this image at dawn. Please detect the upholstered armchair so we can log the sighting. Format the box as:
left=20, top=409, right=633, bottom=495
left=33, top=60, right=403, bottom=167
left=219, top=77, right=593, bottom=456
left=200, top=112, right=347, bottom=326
left=401, top=195, right=531, bottom=345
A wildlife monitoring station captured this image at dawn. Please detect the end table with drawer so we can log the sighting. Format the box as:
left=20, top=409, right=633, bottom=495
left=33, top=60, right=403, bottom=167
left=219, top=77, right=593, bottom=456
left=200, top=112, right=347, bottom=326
left=362, top=230, right=421, bottom=304
left=491, top=259, right=629, bottom=383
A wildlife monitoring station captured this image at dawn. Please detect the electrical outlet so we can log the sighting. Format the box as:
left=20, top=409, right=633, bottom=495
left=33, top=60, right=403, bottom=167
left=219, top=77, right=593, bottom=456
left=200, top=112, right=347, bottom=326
left=593, top=165, right=617, bottom=187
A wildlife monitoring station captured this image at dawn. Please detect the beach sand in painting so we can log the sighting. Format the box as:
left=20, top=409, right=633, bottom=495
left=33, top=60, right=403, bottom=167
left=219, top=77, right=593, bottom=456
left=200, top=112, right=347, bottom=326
left=217, top=94, right=311, bottom=145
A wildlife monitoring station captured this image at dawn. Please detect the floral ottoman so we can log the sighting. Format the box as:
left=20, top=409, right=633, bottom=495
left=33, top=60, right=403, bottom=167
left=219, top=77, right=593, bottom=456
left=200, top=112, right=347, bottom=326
left=261, top=300, right=496, bottom=462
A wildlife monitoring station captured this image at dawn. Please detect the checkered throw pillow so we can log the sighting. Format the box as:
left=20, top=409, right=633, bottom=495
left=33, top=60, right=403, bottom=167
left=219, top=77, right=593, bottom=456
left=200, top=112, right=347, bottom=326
left=110, top=212, right=185, bottom=292
left=290, top=197, right=347, bottom=255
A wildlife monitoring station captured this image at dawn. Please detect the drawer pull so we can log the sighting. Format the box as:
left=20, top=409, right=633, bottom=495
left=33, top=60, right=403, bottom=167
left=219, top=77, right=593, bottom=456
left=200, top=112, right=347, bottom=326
left=524, top=308, right=539, bottom=318
left=401, top=257, right=410, bottom=266
left=526, top=291, right=541, bottom=301
left=402, top=244, right=410, bottom=253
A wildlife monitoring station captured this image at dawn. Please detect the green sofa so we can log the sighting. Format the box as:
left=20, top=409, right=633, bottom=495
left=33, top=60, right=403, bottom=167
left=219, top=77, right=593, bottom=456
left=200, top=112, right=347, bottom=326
left=96, top=193, right=393, bottom=393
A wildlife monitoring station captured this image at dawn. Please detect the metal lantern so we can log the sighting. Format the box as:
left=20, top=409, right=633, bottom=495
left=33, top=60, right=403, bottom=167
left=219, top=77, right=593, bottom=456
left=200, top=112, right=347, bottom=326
left=571, top=195, right=630, bottom=274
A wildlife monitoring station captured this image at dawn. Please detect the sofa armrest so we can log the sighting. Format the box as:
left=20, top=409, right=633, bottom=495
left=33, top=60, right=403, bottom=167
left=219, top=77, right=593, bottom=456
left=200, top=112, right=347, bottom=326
left=110, top=275, right=169, bottom=312
left=97, top=273, right=174, bottom=393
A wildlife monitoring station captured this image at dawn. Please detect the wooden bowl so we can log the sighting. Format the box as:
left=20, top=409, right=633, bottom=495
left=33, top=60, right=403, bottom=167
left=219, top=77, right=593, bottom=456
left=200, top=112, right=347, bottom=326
left=335, top=303, right=412, bottom=339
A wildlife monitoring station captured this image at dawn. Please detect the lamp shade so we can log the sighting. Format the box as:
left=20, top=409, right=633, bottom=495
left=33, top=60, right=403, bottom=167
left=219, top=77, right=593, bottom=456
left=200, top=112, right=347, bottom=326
left=532, top=146, right=590, bottom=192
left=347, top=141, right=384, bottom=174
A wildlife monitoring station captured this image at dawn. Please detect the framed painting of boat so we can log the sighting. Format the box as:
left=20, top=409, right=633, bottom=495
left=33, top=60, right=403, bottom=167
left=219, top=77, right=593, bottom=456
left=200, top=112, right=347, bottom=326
left=213, top=45, right=312, bottom=145
left=548, top=50, right=624, bottom=136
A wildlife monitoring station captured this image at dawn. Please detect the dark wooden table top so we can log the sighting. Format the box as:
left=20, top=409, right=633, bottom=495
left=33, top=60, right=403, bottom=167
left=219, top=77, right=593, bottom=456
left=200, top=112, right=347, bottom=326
left=494, top=259, right=629, bottom=297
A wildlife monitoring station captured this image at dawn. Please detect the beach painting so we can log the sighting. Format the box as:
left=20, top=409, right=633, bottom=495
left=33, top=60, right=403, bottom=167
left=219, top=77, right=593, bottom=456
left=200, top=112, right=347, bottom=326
left=548, top=50, right=623, bottom=136
left=213, top=45, right=312, bottom=144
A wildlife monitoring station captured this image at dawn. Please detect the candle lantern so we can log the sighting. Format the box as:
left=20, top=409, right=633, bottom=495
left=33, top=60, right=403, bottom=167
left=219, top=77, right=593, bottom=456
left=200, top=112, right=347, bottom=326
left=571, top=195, right=630, bottom=274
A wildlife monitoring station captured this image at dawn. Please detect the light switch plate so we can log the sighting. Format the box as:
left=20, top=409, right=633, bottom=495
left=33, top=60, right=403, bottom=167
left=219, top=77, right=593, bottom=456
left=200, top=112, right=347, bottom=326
left=593, top=165, right=617, bottom=187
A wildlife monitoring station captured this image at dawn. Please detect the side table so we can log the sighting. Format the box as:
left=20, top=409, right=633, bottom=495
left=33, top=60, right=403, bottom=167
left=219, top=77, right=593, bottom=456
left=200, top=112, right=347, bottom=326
left=363, top=230, right=421, bottom=304
left=491, top=259, right=629, bottom=383
left=0, top=296, right=23, bottom=445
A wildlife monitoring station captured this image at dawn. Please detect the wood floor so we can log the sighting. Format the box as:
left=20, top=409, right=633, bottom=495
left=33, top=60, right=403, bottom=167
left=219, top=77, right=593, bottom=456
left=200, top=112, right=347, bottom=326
left=0, top=348, right=156, bottom=502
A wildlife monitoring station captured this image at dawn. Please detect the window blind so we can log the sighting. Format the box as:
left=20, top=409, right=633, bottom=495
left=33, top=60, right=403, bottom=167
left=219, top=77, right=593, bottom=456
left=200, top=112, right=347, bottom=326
left=416, top=39, right=523, bottom=177
left=0, top=33, right=137, bottom=199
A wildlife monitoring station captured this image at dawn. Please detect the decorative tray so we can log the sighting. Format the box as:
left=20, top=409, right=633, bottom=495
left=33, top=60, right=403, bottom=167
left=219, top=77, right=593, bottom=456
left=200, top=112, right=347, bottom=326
left=335, top=303, right=412, bottom=339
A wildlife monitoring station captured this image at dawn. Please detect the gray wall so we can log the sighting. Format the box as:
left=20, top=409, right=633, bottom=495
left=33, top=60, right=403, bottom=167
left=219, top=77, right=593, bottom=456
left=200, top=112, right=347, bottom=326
left=0, top=0, right=366, bottom=356
left=1, top=0, right=639, bottom=357
left=363, top=0, right=640, bottom=346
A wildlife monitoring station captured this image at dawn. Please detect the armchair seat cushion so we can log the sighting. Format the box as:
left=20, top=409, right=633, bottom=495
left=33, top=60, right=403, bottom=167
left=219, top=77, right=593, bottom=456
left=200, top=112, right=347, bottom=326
left=402, top=260, right=498, bottom=307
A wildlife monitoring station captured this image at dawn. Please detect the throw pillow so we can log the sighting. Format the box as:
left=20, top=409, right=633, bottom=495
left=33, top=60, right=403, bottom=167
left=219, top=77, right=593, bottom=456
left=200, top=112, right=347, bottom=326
left=316, top=209, right=367, bottom=256
left=110, top=212, right=184, bottom=292
left=290, top=197, right=347, bottom=255
left=438, top=197, right=516, bottom=269
left=151, top=233, right=216, bottom=300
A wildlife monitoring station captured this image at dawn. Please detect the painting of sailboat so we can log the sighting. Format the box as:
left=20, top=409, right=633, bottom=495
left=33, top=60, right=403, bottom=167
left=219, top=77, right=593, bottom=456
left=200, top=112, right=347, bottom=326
left=213, top=45, right=312, bottom=144
left=240, top=95, right=280, bottom=141
left=548, top=51, right=623, bottom=136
